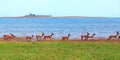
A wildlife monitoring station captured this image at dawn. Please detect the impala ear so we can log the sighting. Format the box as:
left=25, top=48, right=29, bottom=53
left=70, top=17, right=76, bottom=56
left=87, top=32, right=89, bottom=35
left=68, top=33, right=70, bottom=36
left=52, top=33, right=54, bottom=34
left=116, top=31, right=119, bottom=34
left=32, top=35, right=34, bottom=37
left=42, top=32, right=44, bottom=34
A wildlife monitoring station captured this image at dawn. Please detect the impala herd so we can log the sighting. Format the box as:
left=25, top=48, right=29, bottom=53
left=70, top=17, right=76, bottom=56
left=2, top=31, right=120, bottom=41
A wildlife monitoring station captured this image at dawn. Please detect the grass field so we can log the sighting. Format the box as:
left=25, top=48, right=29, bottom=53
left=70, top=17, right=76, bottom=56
left=0, top=42, right=120, bottom=60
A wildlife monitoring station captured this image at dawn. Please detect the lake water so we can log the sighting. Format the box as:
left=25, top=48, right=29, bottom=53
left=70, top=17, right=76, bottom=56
left=0, top=17, right=120, bottom=39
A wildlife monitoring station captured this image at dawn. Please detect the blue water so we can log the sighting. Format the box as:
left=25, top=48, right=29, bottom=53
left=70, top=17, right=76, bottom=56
left=0, top=18, right=120, bottom=39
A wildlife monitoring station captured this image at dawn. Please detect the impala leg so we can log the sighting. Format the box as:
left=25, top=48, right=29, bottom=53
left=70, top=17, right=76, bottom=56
left=4, top=37, right=6, bottom=40
left=81, top=36, right=83, bottom=40
left=107, top=37, right=110, bottom=40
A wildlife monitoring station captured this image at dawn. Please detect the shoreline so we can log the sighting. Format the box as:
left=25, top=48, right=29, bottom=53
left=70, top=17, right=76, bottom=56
left=0, top=37, right=120, bottom=42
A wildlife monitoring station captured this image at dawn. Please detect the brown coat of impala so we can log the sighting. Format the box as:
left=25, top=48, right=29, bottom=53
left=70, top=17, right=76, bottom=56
left=86, top=33, right=96, bottom=40
left=43, top=33, right=54, bottom=40
left=26, top=35, right=34, bottom=41
left=62, top=33, right=71, bottom=40
left=36, top=32, right=44, bottom=41
left=81, top=32, right=89, bottom=40
left=108, top=31, right=119, bottom=40
left=4, top=34, right=16, bottom=40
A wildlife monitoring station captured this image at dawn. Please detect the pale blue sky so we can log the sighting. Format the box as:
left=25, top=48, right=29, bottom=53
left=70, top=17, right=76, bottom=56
left=0, top=0, right=120, bottom=17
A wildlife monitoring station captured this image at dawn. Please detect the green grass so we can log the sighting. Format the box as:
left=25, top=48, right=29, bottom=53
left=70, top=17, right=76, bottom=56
left=0, top=42, right=120, bottom=60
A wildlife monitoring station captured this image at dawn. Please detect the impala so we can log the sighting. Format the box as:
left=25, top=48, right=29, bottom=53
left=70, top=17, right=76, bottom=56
left=36, top=32, right=44, bottom=41
left=86, top=33, right=96, bottom=40
left=4, top=33, right=16, bottom=40
left=62, top=33, right=71, bottom=40
left=26, top=35, right=34, bottom=41
left=108, top=31, right=119, bottom=40
left=81, top=32, right=89, bottom=40
left=43, top=33, right=54, bottom=40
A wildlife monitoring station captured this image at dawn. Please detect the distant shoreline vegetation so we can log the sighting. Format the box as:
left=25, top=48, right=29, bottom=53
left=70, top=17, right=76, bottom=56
left=24, top=13, right=52, bottom=17
left=0, top=14, right=118, bottom=18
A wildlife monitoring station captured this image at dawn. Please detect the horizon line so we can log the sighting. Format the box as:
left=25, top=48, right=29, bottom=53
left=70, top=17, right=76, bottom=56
left=0, top=16, right=120, bottom=18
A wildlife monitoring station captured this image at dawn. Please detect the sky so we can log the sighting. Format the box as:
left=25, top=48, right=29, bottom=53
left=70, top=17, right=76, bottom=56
left=0, top=0, right=120, bottom=17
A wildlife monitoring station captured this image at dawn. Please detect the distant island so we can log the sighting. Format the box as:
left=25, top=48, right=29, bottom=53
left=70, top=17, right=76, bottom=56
left=0, top=14, right=117, bottom=18
left=24, top=13, right=52, bottom=18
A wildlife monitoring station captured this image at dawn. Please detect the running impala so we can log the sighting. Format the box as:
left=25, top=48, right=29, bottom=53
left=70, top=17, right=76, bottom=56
left=36, top=32, right=44, bottom=41
left=108, top=31, right=119, bottom=40
left=81, top=32, right=89, bottom=40
left=62, top=33, right=71, bottom=40
left=87, top=33, right=96, bottom=40
left=43, top=33, right=54, bottom=40
left=26, top=35, right=34, bottom=41
left=4, top=33, right=16, bottom=40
